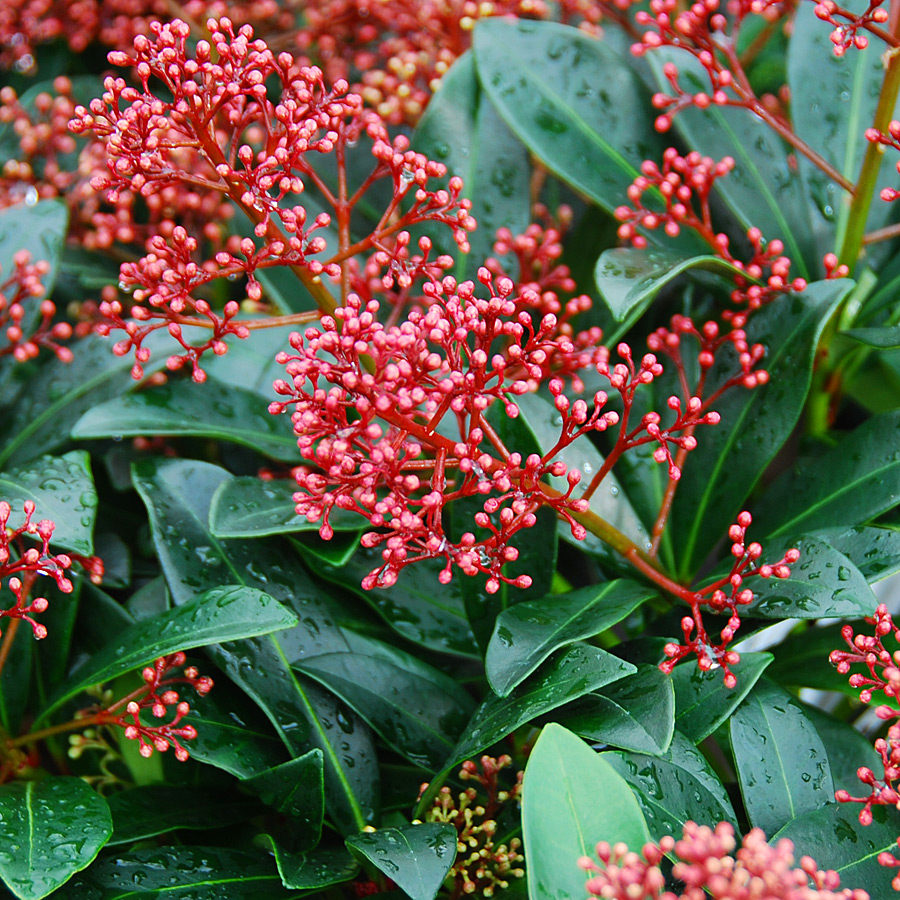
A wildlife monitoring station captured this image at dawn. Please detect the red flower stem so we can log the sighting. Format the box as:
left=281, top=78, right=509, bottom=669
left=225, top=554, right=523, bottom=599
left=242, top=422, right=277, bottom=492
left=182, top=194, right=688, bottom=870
left=335, top=136, right=352, bottom=303
left=8, top=711, right=108, bottom=748
left=624, top=547, right=695, bottom=603
left=863, top=220, right=900, bottom=244
left=0, top=618, right=21, bottom=681
left=648, top=430, right=693, bottom=556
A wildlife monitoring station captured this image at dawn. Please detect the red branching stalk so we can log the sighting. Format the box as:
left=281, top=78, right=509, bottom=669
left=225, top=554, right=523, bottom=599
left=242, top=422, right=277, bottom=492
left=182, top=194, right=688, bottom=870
left=579, top=821, right=869, bottom=899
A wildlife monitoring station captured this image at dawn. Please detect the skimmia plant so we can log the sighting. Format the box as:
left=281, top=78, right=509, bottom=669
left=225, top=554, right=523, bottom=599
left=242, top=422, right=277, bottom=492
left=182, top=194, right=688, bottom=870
left=3, top=0, right=900, bottom=896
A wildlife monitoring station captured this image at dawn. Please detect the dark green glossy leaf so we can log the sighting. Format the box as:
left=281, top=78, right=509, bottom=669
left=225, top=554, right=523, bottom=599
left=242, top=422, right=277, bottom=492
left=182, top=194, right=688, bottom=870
left=604, top=731, right=737, bottom=837
left=294, top=631, right=475, bottom=771
left=803, top=704, right=881, bottom=795
left=473, top=20, right=677, bottom=222
left=595, top=248, right=742, bottom=323
left=209, top=475, right=361, bottom=538
left=744, top=534, right=876, bottom=619
left=648, top=50, right=812, bottom=277
left=106, top=787, right=259, bottom=846
left=730, top=679, right=833, bottom=835
left=449, top=644, right=635, bottom=768
left=0, top=777, right=111, bottom=900
left=72, top=376, right=301, bottom=462
left=772, top=803, right=900, bottom=897
left=0, top=614, right=31, bottom=735
left=670, top=280, right=849, bottom=578
left=842, top=325, right=900, bottom=350
left=413, top=51, right=531, bottom=281
left=244, top=750, right=324, bottom=849
left=486, top=580, right=656, bottom=696
left=256, top=838, right=358, bottom=891
left=811, top=526, right=900, bottom=583
left=514, top=392, right=650, bottom=560
left=346, top=824, right=457, bottom=900
left=563, top=664, right=674, bottom=756
left=0, top=451, right=96, bottom=554
left=132, top=457, right=378, bottom=833
left=753, top=410, right=900, bottom=538
left=522, top=724, right=649, bottom=900
left=765, top=621, right=861, bottom=695
left=317, top=546, right=477, bottom=658
left=68, top=846, right=301, bottom=899
left=789, top=0, right=899, bottom=265
left=672, top=651, right=773, bottom=743
left=40, top=584, right=297, bottom=722
left=185, top=680, right=288, bottom=778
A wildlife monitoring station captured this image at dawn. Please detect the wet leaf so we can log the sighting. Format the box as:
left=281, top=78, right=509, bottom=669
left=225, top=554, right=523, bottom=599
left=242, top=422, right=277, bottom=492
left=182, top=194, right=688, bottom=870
left=255, top=837, right=358, bottom=891
left=802, top=704, right=881, bottom=796
left=39, top=584, right=298, bottom=722
left=345, top=824, right=458, bottom=900
left=0, top=450, right=96, bottom=554
left=0, top=777, right=111, bottom=900
left=807, top=526, right=900, bottom=583
left=522, top=724, right=649, bottom=900
left=605, top=731, right=737, bottom=836
left=672, top=651, right=773, bottom=743
left=730, top=679, right=833, bottom=835
left=485, top=580, right=656, bottom=696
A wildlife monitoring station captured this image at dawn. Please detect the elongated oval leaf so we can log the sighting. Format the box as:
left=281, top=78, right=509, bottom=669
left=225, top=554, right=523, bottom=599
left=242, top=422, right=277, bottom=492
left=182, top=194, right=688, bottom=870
left=772, top=803, right=900, bottom=896
left=0, top=451, right=96, bottom=554
left=730, top=679, right=833, bottom=835
left=486, top=579, right=656, bottom=696
left=39, top=584, right=297, bottom=722
left=449, top=644, right=635, bottom=769
left=673, top=651, right=773, bottom=743
left=842, top=325, right=900, bottom=350
left=255, top=838, right=358, bottom=892
left=346, top=825, right=458, bottom=900
left=814, top=525, right=900, bottom=583
left=752, top=409, right=900, bottom=539
left=562, top=664, right=675, bottom=756
left=670, top=280, right=849, bottom=578
left=0, top=777, right=111, bottom=900
left=604, top=731, right=737, bottom=837
left=72, top=376, right=301, bottom=462
left=413, top=51, right=531, bottom=280
left=522, top=724, right=649, bottom=900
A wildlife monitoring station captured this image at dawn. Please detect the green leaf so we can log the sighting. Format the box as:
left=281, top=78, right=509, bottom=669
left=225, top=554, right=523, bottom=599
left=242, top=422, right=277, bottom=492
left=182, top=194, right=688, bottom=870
left=0, top=450, right=96, bottom=554
left=69, top=846, right=302, bottom=899
left=514, top=392, right=649, bottom=560
left=413, top=51, right=531, bottom=281
left=648, top=50, right=812, bottom=277
left=522, top=724, right=649, bottom=900
left=132, top=457, right=378, bottom=833
left=255, top=838, right=358, bottom=892
left=789, top=0, right=900, bottom=265
left=72, top=376, right=301, bottom=462
left=0, top=607, right=31, bottom=735
left=485, top=580, right=656, bottom=696
left=345, top=824, right=458, bottom=900
left=743, top=534, right=877, bottom=619
left=594, top=247, right=742, bottom=323
left=294, top=631, right=475, bottom=771
left=772, top=803, right=900, bottom=898
left=842, top=325, right=900, bottom=350
left=729, top=679, right=833, bottom=835
left=315, top=546, right=478, bottom=658
left=672, top=651, right=773, bottom=743
left=39, top=584, right=298, bottom=722
left=752, top=409, right=900, bottom=538
left=813, top=526, right=900, bottom=582
left=449, top=644, right=635, bottom=768
left=562, top=664, right=675, bottom=756
left=604, top=731, right=737, bottom=837
left=0, top=777, right=111, bottom=900
left=670, top=280, right=849, bottom=578
left=209, top=475, right=361, bottom=538
left=472, top=20, right=676, bottom=223
left=802, top=704, right=881, bottom=795
left=185, top=680, right=288, bottom=778
left=106, top=787, right=260, bottom=846
left=243, top=750, right=324, bottom=850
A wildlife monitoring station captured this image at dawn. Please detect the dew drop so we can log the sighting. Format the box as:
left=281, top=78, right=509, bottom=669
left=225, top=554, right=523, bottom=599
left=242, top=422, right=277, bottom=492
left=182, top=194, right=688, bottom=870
left=24, top=185, right=38, bottom=206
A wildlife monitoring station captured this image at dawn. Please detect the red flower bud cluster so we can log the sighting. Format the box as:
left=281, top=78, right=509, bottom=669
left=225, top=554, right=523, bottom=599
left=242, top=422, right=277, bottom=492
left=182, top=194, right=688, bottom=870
left=814, top=0, right=888, bottom=54
left=0, top=501, right=76, bottom=640
left=866, top=123, right=900, bottom=202
left=616, top=149, right=807, bottom=318
left=95, top=652, right=213, bottom=761
left=0, top=250, right=74, bottom=363
left=580, top=821, right=869, bottom=899
left=660, top=511, right=799, bottom=687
